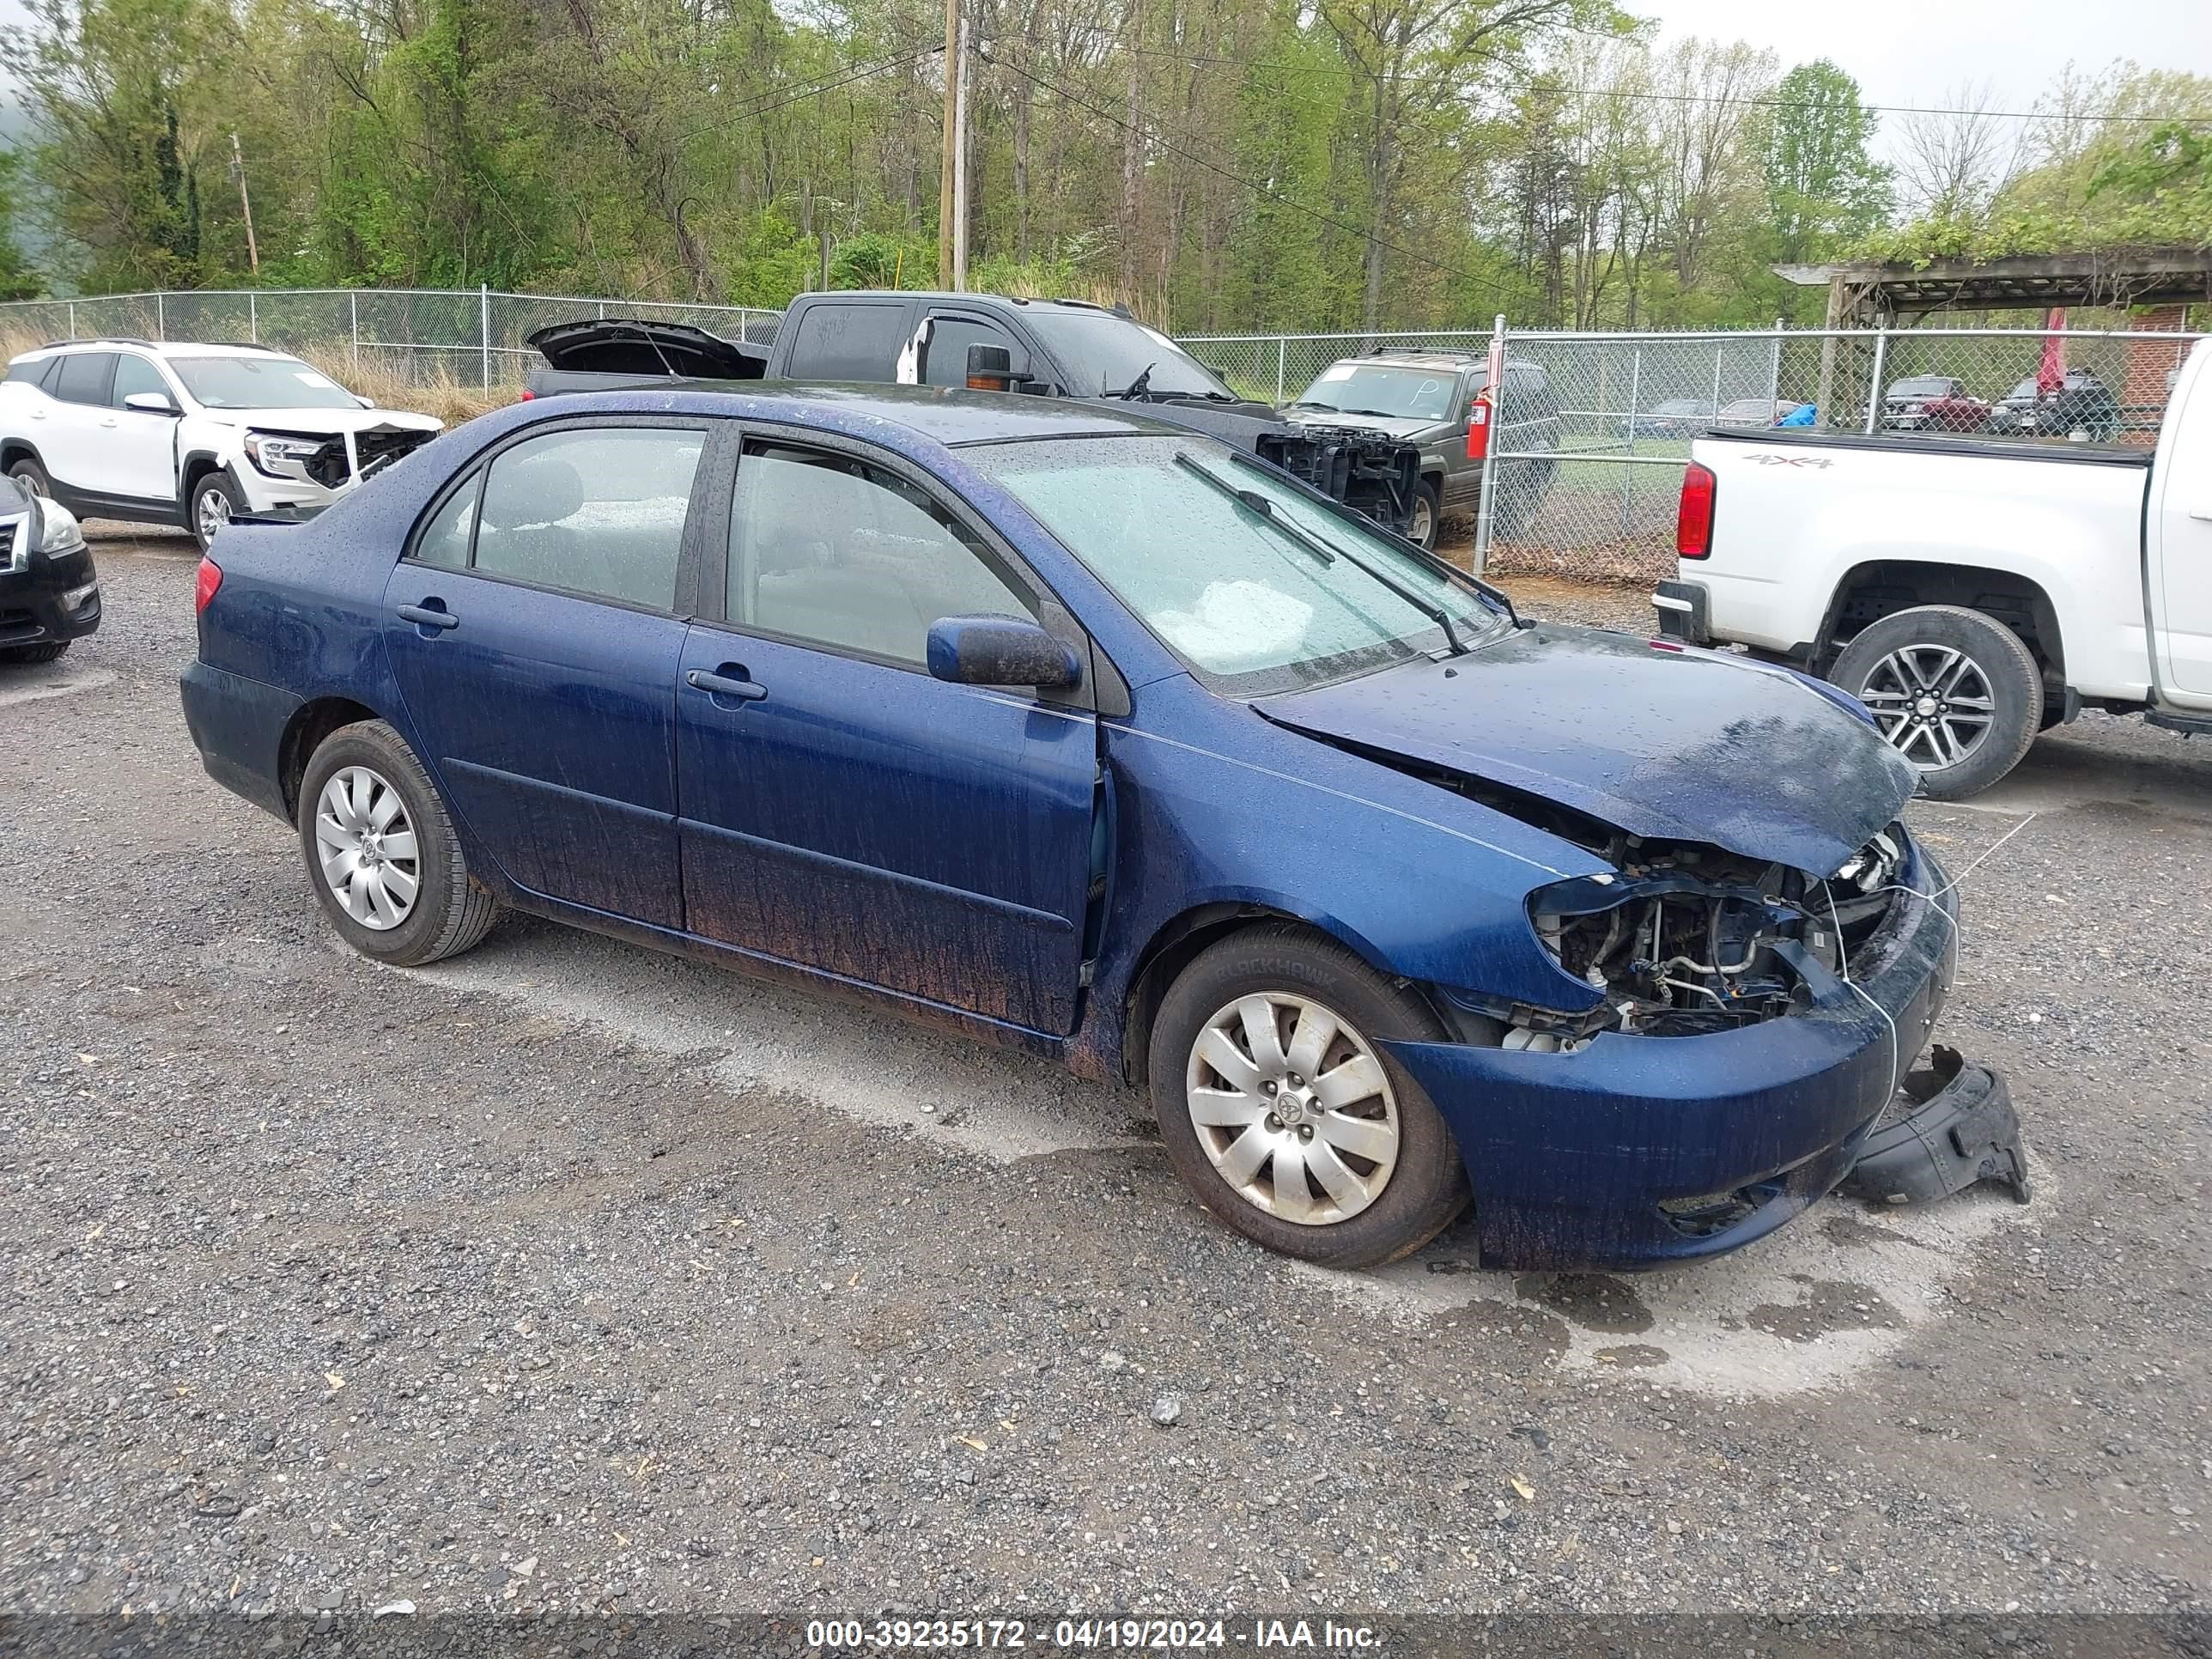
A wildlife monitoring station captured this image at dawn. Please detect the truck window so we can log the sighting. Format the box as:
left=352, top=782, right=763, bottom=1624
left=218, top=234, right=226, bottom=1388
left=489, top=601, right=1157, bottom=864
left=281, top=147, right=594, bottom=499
left=922, top=316, right=1019, bottom=388
left=782, top=301, right=914, bottom=381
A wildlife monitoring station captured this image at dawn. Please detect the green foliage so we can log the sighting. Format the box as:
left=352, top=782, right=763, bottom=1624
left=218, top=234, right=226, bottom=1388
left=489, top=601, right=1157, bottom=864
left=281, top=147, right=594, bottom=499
left=0, top=0, right=2187, bottom=331
left=0, top=149, right=46, bottom=299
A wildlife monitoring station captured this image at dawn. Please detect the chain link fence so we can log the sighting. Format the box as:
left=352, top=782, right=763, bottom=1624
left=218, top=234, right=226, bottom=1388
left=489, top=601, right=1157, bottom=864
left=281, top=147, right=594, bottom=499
left=0, top=292, right=2195, bottom=586
left=0, top=288, right=782, bottom=393
left=1186, top=324, right=2203, bottom=585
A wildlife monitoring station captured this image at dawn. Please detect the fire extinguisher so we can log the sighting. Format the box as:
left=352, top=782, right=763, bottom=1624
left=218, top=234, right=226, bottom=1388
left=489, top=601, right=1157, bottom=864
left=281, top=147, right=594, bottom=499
left=1466, top=389, right=1493, bottom=461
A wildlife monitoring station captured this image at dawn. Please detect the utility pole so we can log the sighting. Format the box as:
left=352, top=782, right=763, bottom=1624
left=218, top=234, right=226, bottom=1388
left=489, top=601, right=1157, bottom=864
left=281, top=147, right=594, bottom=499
left=951, top=0, right=969, bottom=292
left=229, top=132, right=259, bottom=275
left=938, top=0, right=961, bottom=289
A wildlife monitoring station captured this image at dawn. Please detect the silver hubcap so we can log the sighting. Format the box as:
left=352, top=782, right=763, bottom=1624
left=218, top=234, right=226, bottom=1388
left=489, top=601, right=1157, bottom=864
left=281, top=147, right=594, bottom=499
left=198, top=487, right=231, bottom=544
left=1858, top=645, right=1996, bottom=770
left=313, top=766, right=421, bottom=931
left=1185, top=993, right=1400, bottom=1226
left=15, top=467, right=47, bottom=497
left=1411, top=496, right=1434, bottom=544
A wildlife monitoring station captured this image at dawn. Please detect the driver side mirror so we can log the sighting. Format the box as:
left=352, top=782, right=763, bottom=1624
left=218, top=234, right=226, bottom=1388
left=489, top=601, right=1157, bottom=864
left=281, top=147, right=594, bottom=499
left=926, top=614, right=1081, bottom=690
left=123, top=391, right=179, bottom=416
left=965, top=342, right=1032, bottom=392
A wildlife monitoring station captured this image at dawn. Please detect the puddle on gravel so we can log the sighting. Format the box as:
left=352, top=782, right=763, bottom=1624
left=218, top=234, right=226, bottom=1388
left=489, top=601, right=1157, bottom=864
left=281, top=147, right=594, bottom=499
left=1294, top=1160, right=2045, bottom=1399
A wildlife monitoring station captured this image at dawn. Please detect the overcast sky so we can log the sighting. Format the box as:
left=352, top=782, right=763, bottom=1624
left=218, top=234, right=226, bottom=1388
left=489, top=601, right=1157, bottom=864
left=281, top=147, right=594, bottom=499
left=1628, top=0, right=2212, bottom=117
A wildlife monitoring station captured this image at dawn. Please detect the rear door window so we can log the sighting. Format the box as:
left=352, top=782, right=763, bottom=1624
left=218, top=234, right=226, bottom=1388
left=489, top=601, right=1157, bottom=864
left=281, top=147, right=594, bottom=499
left=53, top=352, right=116, bottom=405
left=781, top=301, right=914, bottom=380
left=420, top=426, right=706, bottom=611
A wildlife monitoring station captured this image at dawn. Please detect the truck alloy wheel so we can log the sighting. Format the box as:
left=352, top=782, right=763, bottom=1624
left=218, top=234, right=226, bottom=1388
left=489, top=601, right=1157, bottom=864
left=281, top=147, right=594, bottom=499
left=1828, top=604, right=2042, bottom=799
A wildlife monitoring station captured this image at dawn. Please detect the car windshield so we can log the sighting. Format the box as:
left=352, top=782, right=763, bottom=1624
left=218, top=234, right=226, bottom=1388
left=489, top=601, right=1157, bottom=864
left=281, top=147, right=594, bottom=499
left=168, top=355, right=364, bottom=410
left=2004, top=379, right=2039, bottom=401
left=1891, top=378, right=1953, bottom=398
left=1019, top=310, right=1235, bottom=399
left=974, top=434, right=1509, bottom=694
left=1291, top=362, right=1462, bottom=420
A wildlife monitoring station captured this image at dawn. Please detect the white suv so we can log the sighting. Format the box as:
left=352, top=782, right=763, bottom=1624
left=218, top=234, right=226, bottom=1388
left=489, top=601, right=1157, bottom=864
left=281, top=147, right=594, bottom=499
left=0, top=339, right=442, bottom=550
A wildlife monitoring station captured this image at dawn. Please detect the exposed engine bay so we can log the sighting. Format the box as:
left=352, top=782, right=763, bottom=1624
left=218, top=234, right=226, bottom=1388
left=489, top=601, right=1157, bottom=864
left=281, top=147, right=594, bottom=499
left=1522, top=827, right=1905, bottom=1040
left=301, top=424, right=439, bottom=491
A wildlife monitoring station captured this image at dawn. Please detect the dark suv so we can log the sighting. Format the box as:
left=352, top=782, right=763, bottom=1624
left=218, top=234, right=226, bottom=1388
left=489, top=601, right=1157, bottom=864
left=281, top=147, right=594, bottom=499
left=1985, top=369, right=2122, bottom=441
left=0, top=471, right=100, bottom=664
left=1281, top=349, right=1558, bottom=549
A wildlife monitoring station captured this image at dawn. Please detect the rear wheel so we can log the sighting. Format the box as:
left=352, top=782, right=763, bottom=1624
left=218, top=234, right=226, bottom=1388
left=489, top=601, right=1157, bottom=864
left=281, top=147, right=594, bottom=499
left=9, top=457, right=52, bottom=498
left=1148, top=925, right=1474, bottom=1268
left=297, top=719, right=498, bottom=966
left=1829, top=604, right=2041, bottom=800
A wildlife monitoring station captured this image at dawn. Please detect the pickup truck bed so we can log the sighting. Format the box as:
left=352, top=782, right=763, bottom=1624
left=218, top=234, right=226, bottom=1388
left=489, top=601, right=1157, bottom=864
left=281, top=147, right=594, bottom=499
left=1658, top=337, right=2212, bottom=799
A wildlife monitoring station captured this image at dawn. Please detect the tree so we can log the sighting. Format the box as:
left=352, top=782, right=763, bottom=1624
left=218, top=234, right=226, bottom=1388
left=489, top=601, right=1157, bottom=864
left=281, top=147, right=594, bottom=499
left=1763, top=60, right=1889, bottom=264
left=1895, top=81, right=2021, bottom=220
left=1316, top=0, right=1625, bottom=330
left=0, top=150, right=46, bottom=299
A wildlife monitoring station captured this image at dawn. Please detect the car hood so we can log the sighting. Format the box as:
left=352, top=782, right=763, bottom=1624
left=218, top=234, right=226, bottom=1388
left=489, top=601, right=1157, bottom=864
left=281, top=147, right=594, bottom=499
left=1255, top=624, right=1918, bottom=876
left=209, top=406, right=445, bottom=436
left=1279, top=408, right=1443, bottom=442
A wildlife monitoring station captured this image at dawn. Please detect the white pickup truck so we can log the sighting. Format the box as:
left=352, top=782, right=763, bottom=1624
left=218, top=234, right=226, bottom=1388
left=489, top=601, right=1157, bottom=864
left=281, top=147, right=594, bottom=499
left=1655, top=337, right=2211, bottom=797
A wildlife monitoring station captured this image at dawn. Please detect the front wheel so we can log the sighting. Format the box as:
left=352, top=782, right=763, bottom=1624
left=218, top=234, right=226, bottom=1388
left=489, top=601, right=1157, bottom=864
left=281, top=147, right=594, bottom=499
left=1406, top=479, right=1441, bottom=550
left=297, top=719, right=498, bottom=966
left=1148, top=925, right=1474, bottom=1268
left=9, top=457, right=52, bottom=498
left=1829, top=604, right=2042, bottom=799
left=191, top=471, right=244, bottom=552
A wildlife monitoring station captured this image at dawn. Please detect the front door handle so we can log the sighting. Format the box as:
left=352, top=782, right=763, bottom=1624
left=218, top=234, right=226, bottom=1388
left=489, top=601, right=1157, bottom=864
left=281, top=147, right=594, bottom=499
left=396, top=602, right=459, bottom=632
left=686, top=666, right=768, bottom=703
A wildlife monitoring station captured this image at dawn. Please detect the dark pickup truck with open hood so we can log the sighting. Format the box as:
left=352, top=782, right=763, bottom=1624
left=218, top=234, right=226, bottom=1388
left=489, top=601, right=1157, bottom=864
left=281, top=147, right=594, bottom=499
left=525, top=292, right=1421, bottom=537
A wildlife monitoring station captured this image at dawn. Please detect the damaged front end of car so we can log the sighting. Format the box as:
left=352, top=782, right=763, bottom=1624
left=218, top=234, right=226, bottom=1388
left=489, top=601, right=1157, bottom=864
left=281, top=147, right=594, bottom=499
left=1382, top=812, right=2027, bottom=1270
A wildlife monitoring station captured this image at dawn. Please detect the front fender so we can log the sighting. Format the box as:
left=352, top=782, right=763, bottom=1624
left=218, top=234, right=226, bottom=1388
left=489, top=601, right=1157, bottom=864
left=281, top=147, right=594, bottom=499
left=1070, top=676, right=1609, bottom=1079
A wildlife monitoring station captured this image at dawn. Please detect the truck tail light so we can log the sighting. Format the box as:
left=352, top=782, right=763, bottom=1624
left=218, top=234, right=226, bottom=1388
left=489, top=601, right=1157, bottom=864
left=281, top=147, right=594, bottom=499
left=195, top=556, right=222, bottom=614
left=1675, top=461, right=1717, bottom=559
left=1466, top=390, right=1492, bottom=461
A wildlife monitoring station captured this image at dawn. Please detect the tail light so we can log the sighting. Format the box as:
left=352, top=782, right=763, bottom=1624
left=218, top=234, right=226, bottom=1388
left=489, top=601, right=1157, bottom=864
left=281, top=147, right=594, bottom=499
left=1675, top=461, right=1717, bottom=559
left=518, top=388, right=536, bottom=401
left=1466, top=390, right=1492, bottom=460
left=195, top=556, right=222, bottom=614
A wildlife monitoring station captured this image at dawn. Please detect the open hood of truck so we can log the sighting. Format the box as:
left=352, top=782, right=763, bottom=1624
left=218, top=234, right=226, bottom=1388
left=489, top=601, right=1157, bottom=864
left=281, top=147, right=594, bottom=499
left=527, top=319, right=769, bottom=380
left=1255, top=623, right=1918, bottom=876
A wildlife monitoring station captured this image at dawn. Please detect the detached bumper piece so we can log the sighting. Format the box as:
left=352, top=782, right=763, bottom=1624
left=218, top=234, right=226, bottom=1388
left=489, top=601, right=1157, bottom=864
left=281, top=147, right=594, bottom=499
left=1842, top=1045, right=2030, bottom=1206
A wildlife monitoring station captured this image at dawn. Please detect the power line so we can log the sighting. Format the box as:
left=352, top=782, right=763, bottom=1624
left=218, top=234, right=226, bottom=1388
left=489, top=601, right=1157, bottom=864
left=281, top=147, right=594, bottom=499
left=999, top=26, right=2212, bottom=128
left=680, top=40, right=943, bottom=140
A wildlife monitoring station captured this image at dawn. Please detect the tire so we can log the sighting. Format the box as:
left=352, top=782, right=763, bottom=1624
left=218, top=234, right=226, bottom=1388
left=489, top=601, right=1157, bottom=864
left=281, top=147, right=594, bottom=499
left=297, top=719, right=498, bottom=967
left=191, top=471, right=245, bottom=552
left=1829, top=604, right=2041, bottom=800
left=1407, top=478, right=1441, bottom=550
left=9, top=457, right=52, bottom=497
left=1148, top=923, right=1476, bottom=1268
left=0, top=640, right=69, bottom=664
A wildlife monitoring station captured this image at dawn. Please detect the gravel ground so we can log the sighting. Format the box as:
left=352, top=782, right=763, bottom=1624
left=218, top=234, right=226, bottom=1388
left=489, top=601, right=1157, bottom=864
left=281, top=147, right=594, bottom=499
left=2, top=531, right=2207, bottom=1632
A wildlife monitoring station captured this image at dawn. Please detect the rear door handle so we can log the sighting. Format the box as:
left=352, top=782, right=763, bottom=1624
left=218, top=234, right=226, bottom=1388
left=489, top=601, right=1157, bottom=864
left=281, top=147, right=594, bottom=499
left=686, top=667, right=768, bottom=703
left=396, top=602, right=459, bottom=631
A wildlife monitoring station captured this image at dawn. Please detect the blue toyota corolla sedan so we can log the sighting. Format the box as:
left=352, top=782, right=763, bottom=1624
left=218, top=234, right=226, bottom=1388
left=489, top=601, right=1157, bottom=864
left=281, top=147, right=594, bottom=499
left=182, top=384, right=1967, bottom=1271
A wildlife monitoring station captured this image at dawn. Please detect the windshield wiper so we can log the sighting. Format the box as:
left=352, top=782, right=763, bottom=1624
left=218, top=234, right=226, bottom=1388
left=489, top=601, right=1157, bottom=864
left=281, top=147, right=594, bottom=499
left=1110, top=362, right=1156, bottom=400
left=1176, top=454, right=1471, bottom=654
left=1176, top=453, right=1333, bottom=567
left=1285, top=399, right=1334, bottom=410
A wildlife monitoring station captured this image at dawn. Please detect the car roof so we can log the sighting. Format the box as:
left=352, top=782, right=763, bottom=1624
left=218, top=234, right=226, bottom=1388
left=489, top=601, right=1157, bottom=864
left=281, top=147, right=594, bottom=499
left=12, top=338, right=302, bottom=362
left=550, top=380, right=1186, bottom=447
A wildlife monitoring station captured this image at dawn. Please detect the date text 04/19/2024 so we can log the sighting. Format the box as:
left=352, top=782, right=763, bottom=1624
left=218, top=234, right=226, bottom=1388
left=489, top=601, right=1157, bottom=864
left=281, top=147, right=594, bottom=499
left=803, top=1618, right=1384, bottom=1650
